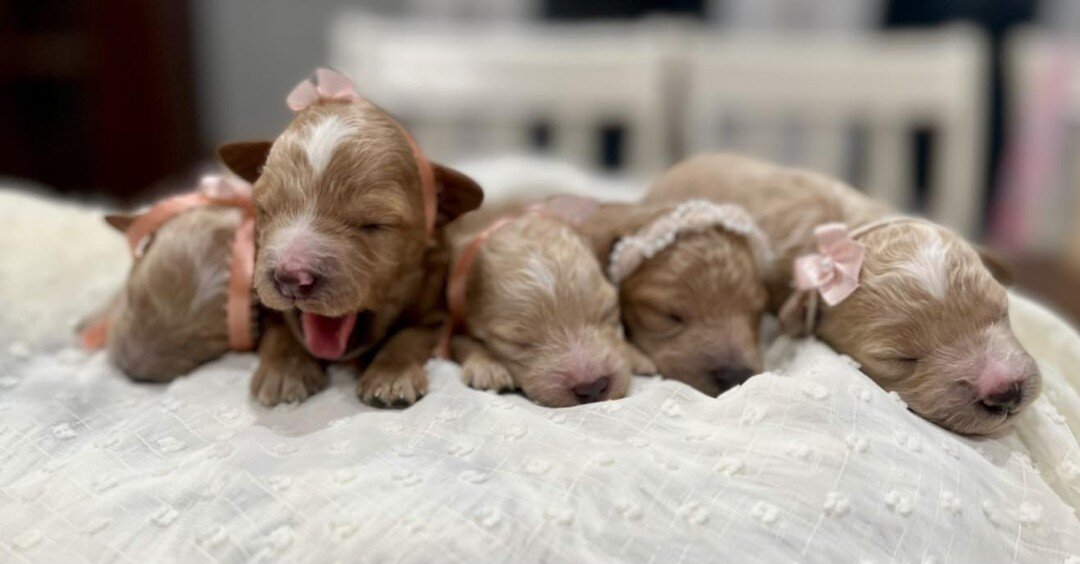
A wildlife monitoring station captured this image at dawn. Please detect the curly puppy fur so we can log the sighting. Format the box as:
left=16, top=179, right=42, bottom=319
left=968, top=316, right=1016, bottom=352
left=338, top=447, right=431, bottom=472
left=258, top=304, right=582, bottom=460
left=450, top=214, right=654, bottom=407
left=646, top=153, right=1040, bottom=435
left=219, top=98, right=482, bottom=407
left=102, top=207, right=241, bottom=382
left=577, top=204, right=768, bottom=397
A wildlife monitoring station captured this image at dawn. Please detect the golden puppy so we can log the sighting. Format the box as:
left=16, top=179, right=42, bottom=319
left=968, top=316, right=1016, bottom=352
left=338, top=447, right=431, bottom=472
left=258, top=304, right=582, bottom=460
left=447, top=213, right=654, bottom=407
left=87, top=204, right=249, bottom=382
left=647, top=153, right=1040, bottom=435
left=576, top=201, right=771, bottom=397
left=219, top=69, right=483, bottom=407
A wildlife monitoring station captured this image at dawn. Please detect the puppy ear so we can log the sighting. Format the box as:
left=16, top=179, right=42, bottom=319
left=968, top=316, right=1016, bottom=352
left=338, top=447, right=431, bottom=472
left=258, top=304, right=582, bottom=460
left=974, top=244, right=1014, bottom=286
left=778, top=291, right=815, bottom=337
left=433, top=163, right=484, bottom=225
left=576, top=203, right=670, bottom=264
left=104, top=214, right=136, bottom=233
left=218, top=141, right=273, bottom=183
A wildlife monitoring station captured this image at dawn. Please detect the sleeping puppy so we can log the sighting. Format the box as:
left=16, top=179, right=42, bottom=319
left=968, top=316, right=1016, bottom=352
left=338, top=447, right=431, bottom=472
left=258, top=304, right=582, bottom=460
left=646, top=153, right=1040, bottom=435
left=447, top=213, right=654, bottom=407
left=218, top=69, right=483, bottom=407
left=91, top=205, right=248, bottom=382
left=575, top=201, right=771, bottom=397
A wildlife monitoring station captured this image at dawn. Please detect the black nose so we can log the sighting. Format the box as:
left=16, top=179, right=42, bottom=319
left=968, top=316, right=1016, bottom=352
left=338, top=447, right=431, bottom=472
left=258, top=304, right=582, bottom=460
left=710, top=365, right=756, bottom=392
left=980, top=383, right=1023, bottom=414
left=272, top=268, right=318, bottom=299
left=573, top=376, right=610, bottom=403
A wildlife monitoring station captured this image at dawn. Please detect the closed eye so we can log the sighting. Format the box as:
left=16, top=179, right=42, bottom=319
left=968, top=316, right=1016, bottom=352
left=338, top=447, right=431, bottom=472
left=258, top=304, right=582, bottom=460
left=345, top=220, right=391, bottom=234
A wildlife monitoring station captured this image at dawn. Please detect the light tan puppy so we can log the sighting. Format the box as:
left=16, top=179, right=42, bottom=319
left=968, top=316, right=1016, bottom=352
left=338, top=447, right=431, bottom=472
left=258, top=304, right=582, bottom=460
left=576, top=203, right=770, bottom=397
left=448, top=214, right=654, bottom=407
left=219, top=75, right=483, bottom=407
left=647, top=153, right=1040, bottom=435
left=93, top=207, right=246, bottom=381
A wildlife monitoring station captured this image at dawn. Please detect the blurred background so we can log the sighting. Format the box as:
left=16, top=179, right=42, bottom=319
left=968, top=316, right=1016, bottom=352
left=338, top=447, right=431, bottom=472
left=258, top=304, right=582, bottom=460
left=1, top=0, right=1078, bottom=321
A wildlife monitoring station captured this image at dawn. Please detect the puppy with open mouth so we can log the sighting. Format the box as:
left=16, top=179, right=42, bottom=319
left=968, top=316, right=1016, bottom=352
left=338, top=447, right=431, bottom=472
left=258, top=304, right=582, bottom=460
left=646, top=153, right=1041, bottom=435
left=219, top=68, right=483, bottom=407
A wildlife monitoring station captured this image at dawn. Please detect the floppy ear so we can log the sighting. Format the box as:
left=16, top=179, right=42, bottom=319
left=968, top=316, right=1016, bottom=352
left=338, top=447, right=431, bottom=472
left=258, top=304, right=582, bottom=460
left=576, top=203, right=670, bottom=265
left=218, top=141, right=273, bottom=184
left=778, top=291, right=815, bottom=337
left=433, top=163, right=484, bottom=226
left=104, top=214, right=136, bottom=233
left=974, top=244, right=1014, bottom=286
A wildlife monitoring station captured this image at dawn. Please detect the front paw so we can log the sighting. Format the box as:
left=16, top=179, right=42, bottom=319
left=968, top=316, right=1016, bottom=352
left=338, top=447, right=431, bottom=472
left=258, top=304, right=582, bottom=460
left=250, top=356, right=326, bottom=406
left=624, top=344, right=657, bottom=375
left=357, top=363, right=428, bottom=408
left=462, top=355, right=515, bottom=392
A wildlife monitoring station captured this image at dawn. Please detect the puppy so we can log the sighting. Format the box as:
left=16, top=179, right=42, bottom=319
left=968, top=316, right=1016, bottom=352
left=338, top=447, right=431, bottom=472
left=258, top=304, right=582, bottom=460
left=575, top=201, right=771, bottom=397
left=646, top=153, right=1041, bottom=435
left=218, top=69, right=483, bottom=407
left=89, top=203, right=249, bottom=382
left=447, top=213, right=654, bottom=407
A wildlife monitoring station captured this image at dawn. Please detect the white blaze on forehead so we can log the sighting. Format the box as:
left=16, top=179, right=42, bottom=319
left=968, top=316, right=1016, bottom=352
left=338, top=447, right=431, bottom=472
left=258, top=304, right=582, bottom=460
left=896, top=230, right=951, bottom=300
left=302, top=115, right=359, bottom=176
left=264, top=207, right=333, bottom=264
left=523, top=252, right=558, bottom=297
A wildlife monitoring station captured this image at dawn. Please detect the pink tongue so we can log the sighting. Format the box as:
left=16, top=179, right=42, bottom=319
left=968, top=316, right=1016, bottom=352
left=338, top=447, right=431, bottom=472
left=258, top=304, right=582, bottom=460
left=300, top=312, right=358, bottom=360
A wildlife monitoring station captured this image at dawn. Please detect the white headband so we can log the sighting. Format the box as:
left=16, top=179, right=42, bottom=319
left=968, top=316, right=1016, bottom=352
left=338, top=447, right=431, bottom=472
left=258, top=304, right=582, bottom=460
left=607, top=200, right=773, bottom=284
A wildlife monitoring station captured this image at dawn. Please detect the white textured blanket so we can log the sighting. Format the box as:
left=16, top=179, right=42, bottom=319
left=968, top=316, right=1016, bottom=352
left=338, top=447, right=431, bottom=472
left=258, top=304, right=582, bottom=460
left=2, top=166, right=1080, bottom=562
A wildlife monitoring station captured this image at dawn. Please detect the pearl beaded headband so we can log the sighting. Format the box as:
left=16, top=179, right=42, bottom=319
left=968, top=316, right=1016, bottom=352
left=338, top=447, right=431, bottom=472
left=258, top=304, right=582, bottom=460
left=607, top=200, right=773, bottom=284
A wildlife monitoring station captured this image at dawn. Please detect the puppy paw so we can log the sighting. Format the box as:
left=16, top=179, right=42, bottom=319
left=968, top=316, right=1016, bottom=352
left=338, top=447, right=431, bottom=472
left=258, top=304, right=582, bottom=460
left=357, top=363, right=428, bottom=408
left=250, top=357, right=327, bottom=406
left=462, top=355, right=515, bottom=392
left=624, top=344, right=657, bottom=375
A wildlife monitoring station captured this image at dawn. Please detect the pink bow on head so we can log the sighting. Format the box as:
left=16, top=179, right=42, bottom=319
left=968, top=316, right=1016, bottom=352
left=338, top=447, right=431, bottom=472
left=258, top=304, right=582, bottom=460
left=793, top=223, right=865, bottom=306
left=198, top=174, right=252, bottom=203
left=286, top=67, right=360, bottom=112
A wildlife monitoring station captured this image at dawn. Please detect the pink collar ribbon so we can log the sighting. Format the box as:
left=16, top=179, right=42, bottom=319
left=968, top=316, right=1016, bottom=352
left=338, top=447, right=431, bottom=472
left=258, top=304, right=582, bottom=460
left=285, top=67, right=438, bottom=238
left=81, top=175, right=258, bottom=352
left=793, top=223, right=865, bottom=306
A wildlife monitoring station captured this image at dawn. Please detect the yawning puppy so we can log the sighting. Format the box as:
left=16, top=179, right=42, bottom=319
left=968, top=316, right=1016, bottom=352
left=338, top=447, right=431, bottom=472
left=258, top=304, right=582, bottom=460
left=219, top=69, right=483, bottom=406
left=646, top=153, right=1040, bottom=435
left=576, top=201, right=771, bottom=397
left=446, top=213, right=653, bottom=407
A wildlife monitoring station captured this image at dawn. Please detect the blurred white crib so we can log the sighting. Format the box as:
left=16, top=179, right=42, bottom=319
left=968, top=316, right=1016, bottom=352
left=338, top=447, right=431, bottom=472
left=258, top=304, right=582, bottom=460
left=682, top=26, right=988, bottom=237
left=331, top=13, right=669, bottom=178
left=331, top=13, right=988, bottom=236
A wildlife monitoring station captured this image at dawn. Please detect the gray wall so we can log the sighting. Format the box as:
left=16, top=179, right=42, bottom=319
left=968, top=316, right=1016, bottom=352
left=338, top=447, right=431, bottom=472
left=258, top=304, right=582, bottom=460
left=190, top=0, right=401, bottom=148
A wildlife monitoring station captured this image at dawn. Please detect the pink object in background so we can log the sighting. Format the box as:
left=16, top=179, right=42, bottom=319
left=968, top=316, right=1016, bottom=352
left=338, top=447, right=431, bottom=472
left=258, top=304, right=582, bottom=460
left=991, top=41, right=1073, bottom=252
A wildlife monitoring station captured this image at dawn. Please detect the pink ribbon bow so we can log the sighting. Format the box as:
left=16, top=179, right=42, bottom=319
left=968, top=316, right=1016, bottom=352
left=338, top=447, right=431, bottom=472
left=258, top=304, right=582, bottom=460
left=286, top=67, right=360, bottom=112
left=793, top=223, right=865, bottom=306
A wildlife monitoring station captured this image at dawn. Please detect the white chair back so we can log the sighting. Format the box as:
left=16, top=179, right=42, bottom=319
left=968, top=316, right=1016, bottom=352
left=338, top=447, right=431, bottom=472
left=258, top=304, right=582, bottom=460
left=330, top=12, right=669, bottom=179
left=681, top=26, right=988, bottom=236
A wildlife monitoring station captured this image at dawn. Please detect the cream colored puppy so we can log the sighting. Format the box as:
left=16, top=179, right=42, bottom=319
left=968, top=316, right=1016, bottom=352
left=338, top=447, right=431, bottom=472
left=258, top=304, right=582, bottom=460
left=647, top=153, right=1040, bottom=435
left=448, top=214, right=654, bottom=407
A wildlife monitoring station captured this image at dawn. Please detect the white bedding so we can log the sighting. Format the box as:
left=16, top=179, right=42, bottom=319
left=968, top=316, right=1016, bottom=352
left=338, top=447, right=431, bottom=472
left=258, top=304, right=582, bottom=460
left=3, top=166, right=1080, bottom=563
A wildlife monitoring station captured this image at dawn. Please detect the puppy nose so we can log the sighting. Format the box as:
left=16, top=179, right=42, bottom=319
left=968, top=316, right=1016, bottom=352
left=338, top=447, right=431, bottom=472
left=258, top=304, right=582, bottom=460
left=572, top=376, right=610, bottom=404
left=980, top=382, right=1024, bottom=414
left=273, top=265, right=317, bottom=299
left=710, top=365, right=756, bottom=391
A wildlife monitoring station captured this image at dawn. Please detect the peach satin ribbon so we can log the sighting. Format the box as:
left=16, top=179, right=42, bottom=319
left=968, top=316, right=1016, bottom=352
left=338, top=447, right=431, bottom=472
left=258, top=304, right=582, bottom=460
left=80, top=176, right=258, bottom=352
left=286, top=67, right=437, bottom=238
